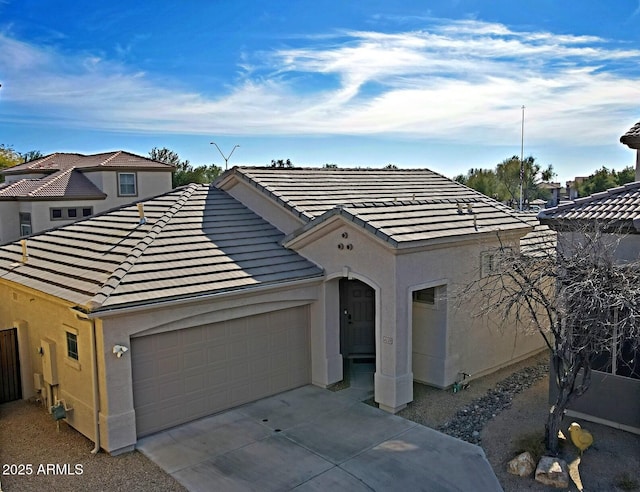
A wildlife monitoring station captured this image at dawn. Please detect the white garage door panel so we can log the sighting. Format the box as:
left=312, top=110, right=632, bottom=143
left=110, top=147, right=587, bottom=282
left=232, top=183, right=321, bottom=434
left=132, top=306, right=310, bottom=437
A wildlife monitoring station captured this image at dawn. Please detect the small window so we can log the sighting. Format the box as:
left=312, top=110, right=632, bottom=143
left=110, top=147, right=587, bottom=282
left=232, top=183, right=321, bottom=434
left=19, top=212, right=32, bottom=236
left=118, top=172, right=137, bottom=196
left=67, top=208, right=77, bottom=218
left=413, top=287, right=436, bottom=305
left=82, top=207, right=93, bottom=217
left=66, top=332, right=78, bottom=361
left=51, top=208, right=63, bottom=220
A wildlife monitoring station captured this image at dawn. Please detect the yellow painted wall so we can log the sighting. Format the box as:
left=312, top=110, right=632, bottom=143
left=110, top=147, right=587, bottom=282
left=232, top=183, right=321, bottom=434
left=0, top=281, right=96, bottom=442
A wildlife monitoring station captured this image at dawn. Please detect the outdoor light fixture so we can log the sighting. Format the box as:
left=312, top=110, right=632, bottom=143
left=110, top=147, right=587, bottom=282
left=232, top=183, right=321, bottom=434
left=112, top=344, right=129, bottom=358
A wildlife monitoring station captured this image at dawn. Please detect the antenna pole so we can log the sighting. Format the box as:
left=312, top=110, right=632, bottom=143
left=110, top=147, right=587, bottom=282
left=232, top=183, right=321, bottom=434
left=519, top=105, right=525, bottom=211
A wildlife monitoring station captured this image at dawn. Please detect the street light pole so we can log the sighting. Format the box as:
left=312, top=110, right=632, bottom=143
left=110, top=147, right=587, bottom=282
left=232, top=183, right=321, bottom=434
left=519, top=105, right=525, bottom=211
left=210, top=142, right=240, bottom=170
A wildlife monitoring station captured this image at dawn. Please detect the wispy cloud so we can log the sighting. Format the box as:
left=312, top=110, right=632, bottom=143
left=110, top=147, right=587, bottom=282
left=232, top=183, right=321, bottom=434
left=1, top=19, right=639, bottom=147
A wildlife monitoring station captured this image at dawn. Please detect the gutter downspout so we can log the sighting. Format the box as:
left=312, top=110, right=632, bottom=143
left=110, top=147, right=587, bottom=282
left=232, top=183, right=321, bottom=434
left=75, top=311, right=101, bottom=454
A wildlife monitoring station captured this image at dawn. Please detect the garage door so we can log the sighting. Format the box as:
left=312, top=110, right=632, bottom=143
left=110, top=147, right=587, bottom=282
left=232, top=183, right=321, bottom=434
left=131, top=306, right=310, bottom=437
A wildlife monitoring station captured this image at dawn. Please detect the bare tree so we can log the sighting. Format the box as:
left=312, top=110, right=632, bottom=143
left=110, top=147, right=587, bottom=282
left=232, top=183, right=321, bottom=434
left=458, top=224, right=640, bottom=455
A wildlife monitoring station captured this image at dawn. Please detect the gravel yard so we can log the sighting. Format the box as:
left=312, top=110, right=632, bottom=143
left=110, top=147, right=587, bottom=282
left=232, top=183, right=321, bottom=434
left=398, top=351, right=640, bottom=492
left=0, top=400, right=186, bottom=492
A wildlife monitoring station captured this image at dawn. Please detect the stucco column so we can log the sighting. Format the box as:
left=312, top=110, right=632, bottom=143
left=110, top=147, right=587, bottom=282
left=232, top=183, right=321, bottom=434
left=374, top=287, right=413, bottom=413
left=96, top=323, right=137, bottom=454
left=310, top=280, right=343, bottom=387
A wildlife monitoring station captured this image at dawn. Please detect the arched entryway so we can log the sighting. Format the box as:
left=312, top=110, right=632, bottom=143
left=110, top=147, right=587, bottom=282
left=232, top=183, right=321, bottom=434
left=339, top=278, right=376, bottom=390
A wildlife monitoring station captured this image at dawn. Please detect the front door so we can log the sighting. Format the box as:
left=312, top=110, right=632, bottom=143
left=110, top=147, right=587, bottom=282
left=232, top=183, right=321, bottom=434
left=340, top=279, right=375, bottom=356
left=0, top=328, right=22, bottom=403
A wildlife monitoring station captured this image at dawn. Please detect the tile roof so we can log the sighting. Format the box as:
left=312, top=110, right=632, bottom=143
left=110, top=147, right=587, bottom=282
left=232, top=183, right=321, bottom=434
left=221, top=168, right=531, bottom=245
left=0, top=169, right=107, bottom=200
left=538, top=181, right=640, bottom=231
left=620, top=121, right=640, bottom=149
left=0, top=185, right=322, bottom=312
left=519, top=224, right=557, bottom=257
left=285, top=198, right=531, bottom=247
left=2, top=151, right=174, bottom=175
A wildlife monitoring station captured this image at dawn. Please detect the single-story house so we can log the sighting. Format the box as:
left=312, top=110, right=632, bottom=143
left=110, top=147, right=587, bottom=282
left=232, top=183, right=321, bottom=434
left=0, top=151, right=174, bottom=244
left=0, top=168, right=545, bottom=454
left=537, top=120, right=640, bottom=434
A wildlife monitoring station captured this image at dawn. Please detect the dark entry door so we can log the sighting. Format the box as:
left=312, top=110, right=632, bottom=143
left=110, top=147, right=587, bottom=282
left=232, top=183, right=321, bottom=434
left=340, top=279, right=375, bottom=356
left=0, top=328, right=22, bottom=403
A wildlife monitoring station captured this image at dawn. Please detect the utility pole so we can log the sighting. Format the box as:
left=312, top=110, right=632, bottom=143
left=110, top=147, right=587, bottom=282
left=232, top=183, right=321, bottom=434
left=210, top=142, right=240, bottom=170
left=519, top=105, right=525, bottom=211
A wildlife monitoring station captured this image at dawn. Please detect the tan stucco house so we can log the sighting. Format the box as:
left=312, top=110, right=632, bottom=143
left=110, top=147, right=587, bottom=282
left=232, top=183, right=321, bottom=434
left=0, top=151, right=174, bottom=244
left=0, top=168, right=545, bottom=454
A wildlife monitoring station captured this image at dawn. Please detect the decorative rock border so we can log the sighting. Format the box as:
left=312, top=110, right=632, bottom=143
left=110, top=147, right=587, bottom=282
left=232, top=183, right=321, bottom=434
left=438, top=357, right=549, bottom=445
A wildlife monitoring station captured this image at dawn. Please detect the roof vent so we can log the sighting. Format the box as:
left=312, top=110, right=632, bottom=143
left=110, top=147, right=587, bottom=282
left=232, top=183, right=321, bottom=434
left=457, top=203, right=464, bottom=214
left=137, top=203, right=146, bottom=225
left=467, top=203, right=474, bottom=214
left=20, top=239, right=28, bottom=263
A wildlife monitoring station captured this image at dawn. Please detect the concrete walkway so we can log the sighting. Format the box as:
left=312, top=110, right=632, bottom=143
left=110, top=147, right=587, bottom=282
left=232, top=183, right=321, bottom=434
left=137, top=367, right=502, bottom=491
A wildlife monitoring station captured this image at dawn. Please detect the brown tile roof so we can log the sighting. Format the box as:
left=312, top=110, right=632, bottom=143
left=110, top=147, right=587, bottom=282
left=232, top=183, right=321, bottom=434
left=621, top=121, right=640, bottom=149
left=538, top=181, right=640, bottom=231
left=2, top=151, right=174, bottom=175
left=221, top=167, right=531, bottom=245
left=0, top=169, right=107, bottom=200
left=0, top=185, right=322, bottom=312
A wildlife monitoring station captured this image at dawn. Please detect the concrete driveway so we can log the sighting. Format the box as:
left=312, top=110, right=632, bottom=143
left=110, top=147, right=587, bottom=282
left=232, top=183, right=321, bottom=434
left=137, top=382, right=502, bottom=492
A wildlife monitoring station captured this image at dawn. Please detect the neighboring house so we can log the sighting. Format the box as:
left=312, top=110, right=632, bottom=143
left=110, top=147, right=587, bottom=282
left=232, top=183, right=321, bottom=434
left=565, top=177, right=587, bottom=201
left=0, top=168, right=545, bottom=454
left=538, top=120, right=640, bottom=434
left=0, top=151, right=174, bottom=244
left=537, top=182, right=562, bottom=207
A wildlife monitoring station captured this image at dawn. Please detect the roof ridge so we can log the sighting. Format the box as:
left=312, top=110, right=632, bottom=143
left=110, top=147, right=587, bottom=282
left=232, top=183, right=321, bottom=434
left=344, top=197, right=478, bottom=208
left=28, top=168, right=74, bottom=196
left=99, top=151, right=122, bottom=166
left=85, top=184, right=200, bottom=310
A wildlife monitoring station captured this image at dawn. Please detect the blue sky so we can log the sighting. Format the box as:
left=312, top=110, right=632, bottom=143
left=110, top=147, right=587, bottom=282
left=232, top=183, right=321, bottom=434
left=1, top=1, right=639, bottom=184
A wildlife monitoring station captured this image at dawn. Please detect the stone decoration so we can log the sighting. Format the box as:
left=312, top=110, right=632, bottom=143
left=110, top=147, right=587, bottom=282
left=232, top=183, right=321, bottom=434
left=507, top=451, right=536, bottom=477
left=535, top=456, right=569, bottom=488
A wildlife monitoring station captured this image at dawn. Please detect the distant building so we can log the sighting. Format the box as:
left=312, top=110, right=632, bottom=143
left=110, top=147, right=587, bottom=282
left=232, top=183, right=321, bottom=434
left=0, top=151, right=174, bottom=243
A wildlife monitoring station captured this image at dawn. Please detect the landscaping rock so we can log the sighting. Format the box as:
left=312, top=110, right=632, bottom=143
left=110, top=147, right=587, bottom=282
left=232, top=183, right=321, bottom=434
left=535, top=456, right=569, bottom=488
left=436, top=356, right=548, bottom=444
left=507, top=451, right=536, bottom=477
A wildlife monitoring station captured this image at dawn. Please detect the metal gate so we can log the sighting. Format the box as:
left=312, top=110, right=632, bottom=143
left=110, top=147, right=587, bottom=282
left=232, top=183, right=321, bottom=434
left=0, top=328, right=22, bottom=403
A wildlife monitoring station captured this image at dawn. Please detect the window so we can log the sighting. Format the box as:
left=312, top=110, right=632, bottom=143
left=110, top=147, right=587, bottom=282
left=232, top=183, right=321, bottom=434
left=592, top=338, right=639, bottom=380
left=50, top=207, right=94, bottom=220
left=66, top=332, right=78, bottom=361
left=118, top=172, right=137, bottom=196
left=19, top=213, right=31, bottom=236
left=413, top=287, right=436, bottom=305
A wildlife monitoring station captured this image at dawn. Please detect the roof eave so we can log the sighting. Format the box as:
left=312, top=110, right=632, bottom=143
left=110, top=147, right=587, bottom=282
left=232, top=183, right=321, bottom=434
left=78, top=274, right=325, bottom=318
left=620, top=136, right=640, bottom=150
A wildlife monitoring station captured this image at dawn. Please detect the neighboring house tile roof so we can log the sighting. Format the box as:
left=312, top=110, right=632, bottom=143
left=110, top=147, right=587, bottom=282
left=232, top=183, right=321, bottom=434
left=519, top=224, right=557, bottom=257
left=538, top=181, right=640, bottom=231
left=2, top=150, right=173, bottom=175
left=620, top=121, right=640, bottom=149
left=0, top=185, right=322, bottom=312
left=0, top=168, right=107, bottom=200
left=221, top=168, right=532, bottom=245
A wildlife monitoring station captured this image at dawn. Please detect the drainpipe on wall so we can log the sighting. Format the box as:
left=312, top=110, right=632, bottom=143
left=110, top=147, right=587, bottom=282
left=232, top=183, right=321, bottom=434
left=74, top=311, right=101, bottom=454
